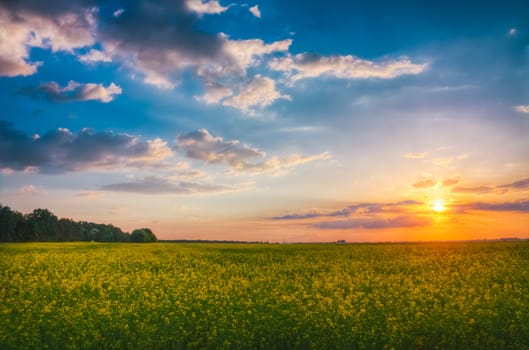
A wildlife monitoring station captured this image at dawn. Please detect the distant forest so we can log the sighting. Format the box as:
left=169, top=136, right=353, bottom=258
left=0, top=205, right=156, bottom=243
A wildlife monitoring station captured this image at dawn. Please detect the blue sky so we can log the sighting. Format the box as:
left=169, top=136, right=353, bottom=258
left=1, top=0, right=528, bottom=241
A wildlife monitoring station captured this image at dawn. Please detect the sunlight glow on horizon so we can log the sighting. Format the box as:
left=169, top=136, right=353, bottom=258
left=432, top=199, right=446, bottom=213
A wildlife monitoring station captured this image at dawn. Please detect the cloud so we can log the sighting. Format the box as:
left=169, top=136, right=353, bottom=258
left=0, top=121, right=172, bottom=173
left=0, top=1, right=96, bottom=77
left=193, top=37, right=292, bottom=111
left=441, top=178, right=459, bottom=187
left=74, top=191, right=103, bottom=198
left=2, top=0, right=428, bottom=116
left=0, top=0, right=288, bottom=102
left=78, top=49, right=112, bottom=63
left=452, top=186, right=495, bottom=194
left=234, top=152, right=331, bottom=175
left=113, top=8, right=125, bottom=17
left=313, top=215, right=433, bottom=230
left=434, top=158, right=452, bottom=166
left=196, top=82, right=233, bottom=104
left=507, top=28, right=517, bottom=36
left=402, top=152, right=427, bottom=159
left=185, top=0, right=229, bottom=15
left=272, top=200, right=423, bottom=220
left=269, top=53, right=427, bottom=84
left=220, top=37, right=292, bottom=74
left=222, top=75, right=291, bottom=112
left=20, top=81, right=122, bottom=103
left=100, top=176, right=246, bottom=195
left=271, top=200, right=431, bottom=233
left=412, top=179, right=436, bottom=189
left=497, top=178, right=529, bottom=190
left=176, top=128, right=329, bottom=174
left=514, top=105, right=529, bottom=114
left=411, top=178, right=458, bottom=189
left=95, top=2, right=287, bottom=92
left=249, top=5, right=261, bottom=18
left=0, top=56, right=41, bottom=77
left=463, top=200, right=529, bottom=213
left=18, top=185, right=38, bottom=196
left=452, top=177, right=529, bottom=195
left=96, top=1, right=226, bottom=89
left=177, top=128, right=265, bottom=165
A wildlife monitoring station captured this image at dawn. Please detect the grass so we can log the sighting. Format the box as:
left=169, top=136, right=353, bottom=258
left=1, top=241, right=528, bottom=349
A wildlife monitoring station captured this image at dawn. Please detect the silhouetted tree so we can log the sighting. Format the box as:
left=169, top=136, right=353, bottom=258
left=0, top=205, right=133, bottom=243
left=0, top=205, right=23, bottom=242
left=26, top=208, right=59, bottom=241
left=130, top=228, right=157, bottom=243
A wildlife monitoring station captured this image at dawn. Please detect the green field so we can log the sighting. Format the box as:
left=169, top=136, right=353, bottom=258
left=1, top=242, right=528, bottom=349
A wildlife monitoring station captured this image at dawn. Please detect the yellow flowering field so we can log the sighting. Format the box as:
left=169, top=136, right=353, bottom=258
left=1, top=242, right=528, bottom=349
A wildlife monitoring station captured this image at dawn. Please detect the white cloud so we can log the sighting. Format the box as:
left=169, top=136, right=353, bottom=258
left=177, top=128, right=330, bottom=175
left=402, top=152, right=427, bottom=159
left=76, top=82, right=122, bottom=102
left=507, top=28, right=517, bottom=36
left=78, top=49, right=112, bottom=63
left=177, top=128, right=265, bottom=166
left=186, top=0, right=229, bottom=15
left=113, top=8, right=125, bottom=18
left=95, top=7, right=290, bottom=91
left=269, top=53, right=427, bottom=84
left=18, top=185, right=38, bottom=195
left=434, top=158, right=453, bottom=166
left=249, top=5, right=261, bottom=18
left=221, top=37, right=292, bottom=73
left=23, top=81, right=122, bottom=103
left=196, top=82, right=233, bottom=104
left=1, top=168, right=14, bottom=175
left=0, top=6, right=95, bottom=77
left=236, top=152, right=331, bottom=175
left=125, top=138, right=174, bottom=167
left=222, top=75, right=291, bottom=112
left=194, top=37, right=292, bottom=110
left=515, top=105, right=529, bottom=114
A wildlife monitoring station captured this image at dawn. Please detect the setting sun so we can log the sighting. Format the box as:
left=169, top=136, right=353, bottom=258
left=432, top=199, right=446, bottom=213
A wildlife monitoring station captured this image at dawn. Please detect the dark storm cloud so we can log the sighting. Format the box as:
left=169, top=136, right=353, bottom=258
left=0, top=121, right=166, bottom=173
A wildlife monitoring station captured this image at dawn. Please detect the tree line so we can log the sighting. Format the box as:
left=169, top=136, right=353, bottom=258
left=0, top=205, right=157, bottom=243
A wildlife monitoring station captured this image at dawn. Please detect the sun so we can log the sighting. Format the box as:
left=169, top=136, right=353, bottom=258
left=432, top=199, right=446, bottom=213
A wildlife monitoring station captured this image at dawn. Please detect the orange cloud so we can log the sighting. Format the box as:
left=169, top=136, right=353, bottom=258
left=412, top=179, right=437, bottom=189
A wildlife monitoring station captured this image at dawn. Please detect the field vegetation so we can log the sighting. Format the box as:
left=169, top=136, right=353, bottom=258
left=1, top=242, right=528, bottom=349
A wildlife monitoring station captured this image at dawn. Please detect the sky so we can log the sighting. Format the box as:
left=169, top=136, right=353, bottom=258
left=1, top=0, right=528, bottom=242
